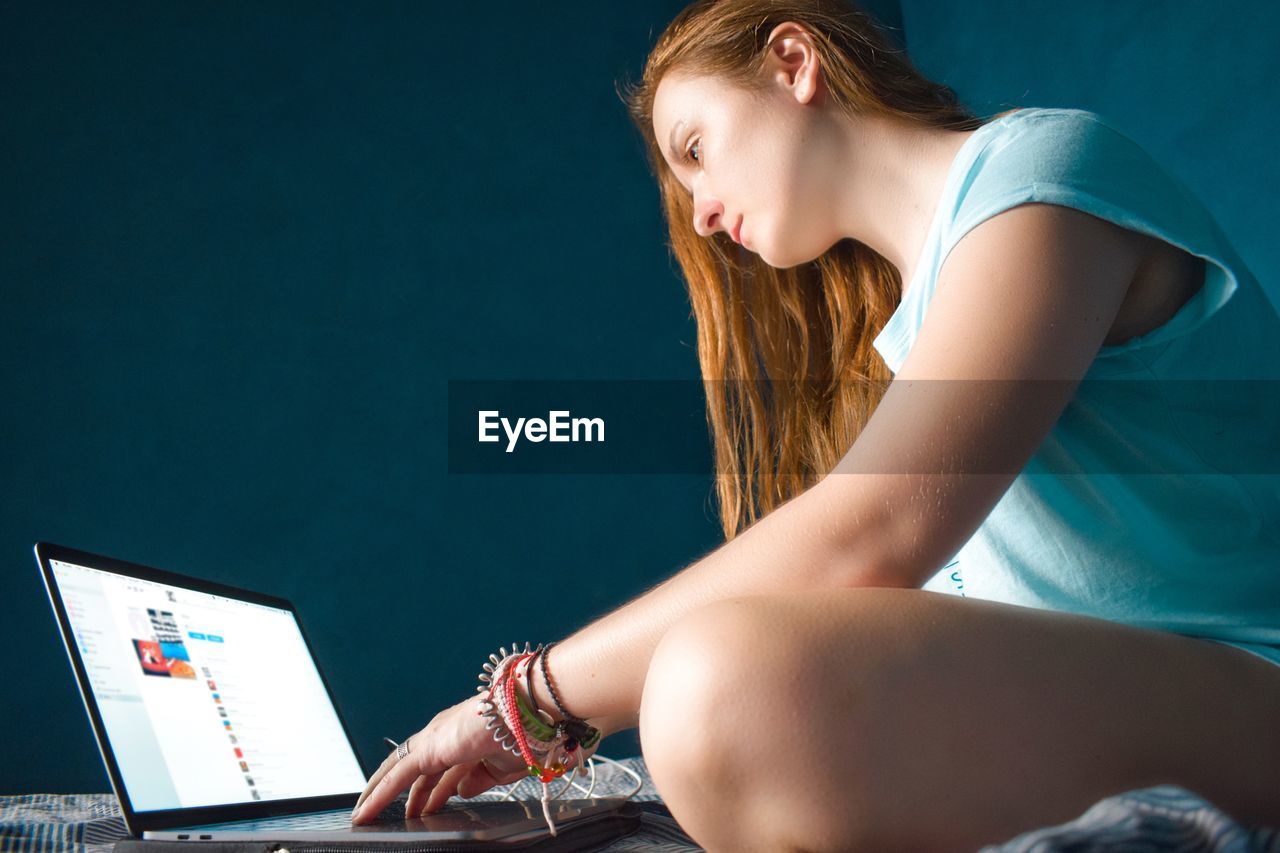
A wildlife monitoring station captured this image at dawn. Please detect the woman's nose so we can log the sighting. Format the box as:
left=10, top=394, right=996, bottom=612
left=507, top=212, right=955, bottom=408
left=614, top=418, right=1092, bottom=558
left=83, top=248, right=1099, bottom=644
left=693, top=196, right=725, bottom=238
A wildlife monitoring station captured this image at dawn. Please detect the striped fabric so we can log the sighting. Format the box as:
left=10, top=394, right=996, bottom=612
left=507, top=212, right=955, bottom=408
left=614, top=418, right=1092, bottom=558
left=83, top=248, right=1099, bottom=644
left=4, top=757, right=1278, bottom=852
left=978, top=786, right=1280, bottom=853
left=0, top=793, right=129, bottom=852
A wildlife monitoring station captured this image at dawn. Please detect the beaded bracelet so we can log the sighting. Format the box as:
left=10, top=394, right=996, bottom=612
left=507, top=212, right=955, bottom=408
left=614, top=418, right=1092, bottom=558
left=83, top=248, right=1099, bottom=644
left=476, top=643, right=601, bottom=762
left=474, top=643, right=601, bottom=836
left=538, top=642, right=600, bottom=750
left=478, top=647, right=595, bottom=771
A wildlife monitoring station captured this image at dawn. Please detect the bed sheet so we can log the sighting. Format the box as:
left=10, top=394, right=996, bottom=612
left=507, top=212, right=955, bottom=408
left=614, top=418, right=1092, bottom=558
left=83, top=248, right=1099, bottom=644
left=3, top=756, right=1277, bottom=852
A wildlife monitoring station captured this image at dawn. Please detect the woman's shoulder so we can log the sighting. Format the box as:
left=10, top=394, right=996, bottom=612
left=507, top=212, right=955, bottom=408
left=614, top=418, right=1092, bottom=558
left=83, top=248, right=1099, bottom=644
left=940, top=107, right=1255, bottom=370
left=942, top=106, right=1230, bottom=281
left=977, top=106, right=1136, bottom=156
left=956, top=105, right=1165, bottom=214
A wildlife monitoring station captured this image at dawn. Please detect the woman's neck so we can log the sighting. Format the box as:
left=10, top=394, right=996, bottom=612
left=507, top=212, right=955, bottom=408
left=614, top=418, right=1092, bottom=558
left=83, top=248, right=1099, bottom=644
left=831, top=113, right=978, bottom=293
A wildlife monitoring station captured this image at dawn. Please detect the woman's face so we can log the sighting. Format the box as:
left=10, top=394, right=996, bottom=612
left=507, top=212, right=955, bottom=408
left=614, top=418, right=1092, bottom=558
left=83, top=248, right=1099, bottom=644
left=652, top=67, right=838, bottom=269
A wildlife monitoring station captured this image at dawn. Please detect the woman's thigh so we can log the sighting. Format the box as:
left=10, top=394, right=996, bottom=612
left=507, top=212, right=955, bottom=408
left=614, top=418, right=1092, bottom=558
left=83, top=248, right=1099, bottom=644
left=638, top=587, right=1280, bottom=852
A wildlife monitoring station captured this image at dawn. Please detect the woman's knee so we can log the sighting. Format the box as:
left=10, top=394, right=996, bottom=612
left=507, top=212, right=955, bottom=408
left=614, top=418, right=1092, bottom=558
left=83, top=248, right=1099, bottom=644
left=639, top=598, right=763, bottom=784
left=638, top=592, right=894, bottom=787
left=637, top=591, right=911, bottom=847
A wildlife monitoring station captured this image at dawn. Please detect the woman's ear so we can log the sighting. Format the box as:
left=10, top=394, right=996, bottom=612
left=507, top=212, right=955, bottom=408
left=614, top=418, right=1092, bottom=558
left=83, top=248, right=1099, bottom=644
left=763, top=21, right=824, bottom=105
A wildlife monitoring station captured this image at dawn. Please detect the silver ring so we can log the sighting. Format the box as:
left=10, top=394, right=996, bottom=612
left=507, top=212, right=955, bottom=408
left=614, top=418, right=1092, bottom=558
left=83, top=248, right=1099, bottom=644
left=395, top=740, right=410, bottom=761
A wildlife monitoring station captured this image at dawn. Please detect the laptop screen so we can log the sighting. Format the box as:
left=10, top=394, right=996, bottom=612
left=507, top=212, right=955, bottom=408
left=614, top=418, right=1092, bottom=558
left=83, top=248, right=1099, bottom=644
left=48, top=556, right=367, bottom=812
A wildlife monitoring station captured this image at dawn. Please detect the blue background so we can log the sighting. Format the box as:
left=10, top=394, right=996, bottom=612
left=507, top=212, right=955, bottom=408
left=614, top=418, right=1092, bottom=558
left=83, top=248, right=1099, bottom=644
left=3, top=0, right=1274, bottom=794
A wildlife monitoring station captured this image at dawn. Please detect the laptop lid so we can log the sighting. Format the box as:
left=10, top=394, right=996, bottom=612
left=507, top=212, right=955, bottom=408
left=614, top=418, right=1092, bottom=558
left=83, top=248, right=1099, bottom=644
left=35, top=541, right=368, bottom=836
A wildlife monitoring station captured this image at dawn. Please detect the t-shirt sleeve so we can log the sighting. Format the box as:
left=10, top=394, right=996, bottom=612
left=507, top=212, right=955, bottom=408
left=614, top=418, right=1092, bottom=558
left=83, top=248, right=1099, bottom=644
left=939, top=109, right=1241, bottom=359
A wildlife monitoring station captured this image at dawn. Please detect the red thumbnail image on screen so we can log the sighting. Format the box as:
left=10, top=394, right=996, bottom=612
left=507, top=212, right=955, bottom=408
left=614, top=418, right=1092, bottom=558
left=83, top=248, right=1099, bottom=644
left=132, top=639, right=196, bottom=679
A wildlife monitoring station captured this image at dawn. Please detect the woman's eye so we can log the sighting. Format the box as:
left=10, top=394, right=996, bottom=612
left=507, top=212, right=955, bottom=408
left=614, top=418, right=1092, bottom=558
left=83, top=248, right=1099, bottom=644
left=684, top=138, right=701, bottom=165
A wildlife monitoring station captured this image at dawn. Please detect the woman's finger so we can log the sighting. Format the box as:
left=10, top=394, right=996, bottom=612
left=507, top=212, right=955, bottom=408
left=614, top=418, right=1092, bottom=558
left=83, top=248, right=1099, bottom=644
left=403, top=770, right=445, bottom=819
left=420, top=763, right=472, bottom=816
left=352, top=747, right=400, bottom=814
left=352, top=731, right=441, bottom=824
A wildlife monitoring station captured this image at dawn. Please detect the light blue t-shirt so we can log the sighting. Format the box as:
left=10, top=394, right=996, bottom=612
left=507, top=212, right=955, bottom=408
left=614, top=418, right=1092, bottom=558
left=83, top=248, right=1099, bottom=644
left=872, top=107, right=1280, bottom=669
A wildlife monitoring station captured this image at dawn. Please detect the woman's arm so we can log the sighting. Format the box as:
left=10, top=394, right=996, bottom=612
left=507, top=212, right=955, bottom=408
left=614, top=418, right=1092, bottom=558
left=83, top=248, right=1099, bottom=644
left=351, top=492, right=889, bottom=823
left=531, top=471, right=906, bottom=735
left=535, top=201, right=1149, bottom=736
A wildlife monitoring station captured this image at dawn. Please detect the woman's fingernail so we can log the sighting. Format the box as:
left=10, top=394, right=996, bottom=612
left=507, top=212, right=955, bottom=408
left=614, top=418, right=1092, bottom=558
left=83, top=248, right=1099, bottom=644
left=351, top=805, right=362, bottom=822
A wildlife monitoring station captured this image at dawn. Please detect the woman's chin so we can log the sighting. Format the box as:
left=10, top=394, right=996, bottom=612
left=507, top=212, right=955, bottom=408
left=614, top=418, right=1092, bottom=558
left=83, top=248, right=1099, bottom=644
left=751, top=243, right=787, bottom=269
left=759, top=245, right=819, bottom=270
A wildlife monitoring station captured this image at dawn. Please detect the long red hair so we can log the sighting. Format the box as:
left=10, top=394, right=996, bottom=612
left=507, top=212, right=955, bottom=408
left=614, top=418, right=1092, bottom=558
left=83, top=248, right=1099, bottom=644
left=621, top=0, right=989, bottom=539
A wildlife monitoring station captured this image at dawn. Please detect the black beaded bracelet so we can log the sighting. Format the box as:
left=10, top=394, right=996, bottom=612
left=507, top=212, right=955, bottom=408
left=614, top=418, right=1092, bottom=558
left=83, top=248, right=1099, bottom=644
left=539, top=642, right=598, bottom=746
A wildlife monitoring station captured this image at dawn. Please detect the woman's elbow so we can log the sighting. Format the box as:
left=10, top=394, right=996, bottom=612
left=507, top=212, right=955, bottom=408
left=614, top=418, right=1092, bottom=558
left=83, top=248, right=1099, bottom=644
left=807, top=488, right=929, bottom=590
left=834, top=558, right=925, bottom=590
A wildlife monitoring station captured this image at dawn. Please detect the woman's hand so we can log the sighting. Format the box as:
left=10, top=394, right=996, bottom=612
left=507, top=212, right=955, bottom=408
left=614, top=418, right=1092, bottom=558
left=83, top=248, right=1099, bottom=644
left=350, top=694, right=603, bottom=823
left=350, top=694, right=525, bottom=823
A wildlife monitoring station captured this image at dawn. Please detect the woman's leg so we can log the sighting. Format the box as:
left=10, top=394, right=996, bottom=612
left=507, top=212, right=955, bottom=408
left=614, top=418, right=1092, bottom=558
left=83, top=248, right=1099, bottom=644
left=637, top=587, right=1280, bottom=852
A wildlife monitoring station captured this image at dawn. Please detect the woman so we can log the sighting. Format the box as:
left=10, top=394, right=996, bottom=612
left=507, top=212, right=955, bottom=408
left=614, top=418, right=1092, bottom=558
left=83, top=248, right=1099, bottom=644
left=352, top=0, right=1280, bottom=848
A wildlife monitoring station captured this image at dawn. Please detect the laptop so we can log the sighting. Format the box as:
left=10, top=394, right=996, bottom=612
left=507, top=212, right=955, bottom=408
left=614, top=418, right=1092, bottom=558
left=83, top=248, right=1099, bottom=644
left=35, top=541, right=628, bottom=842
